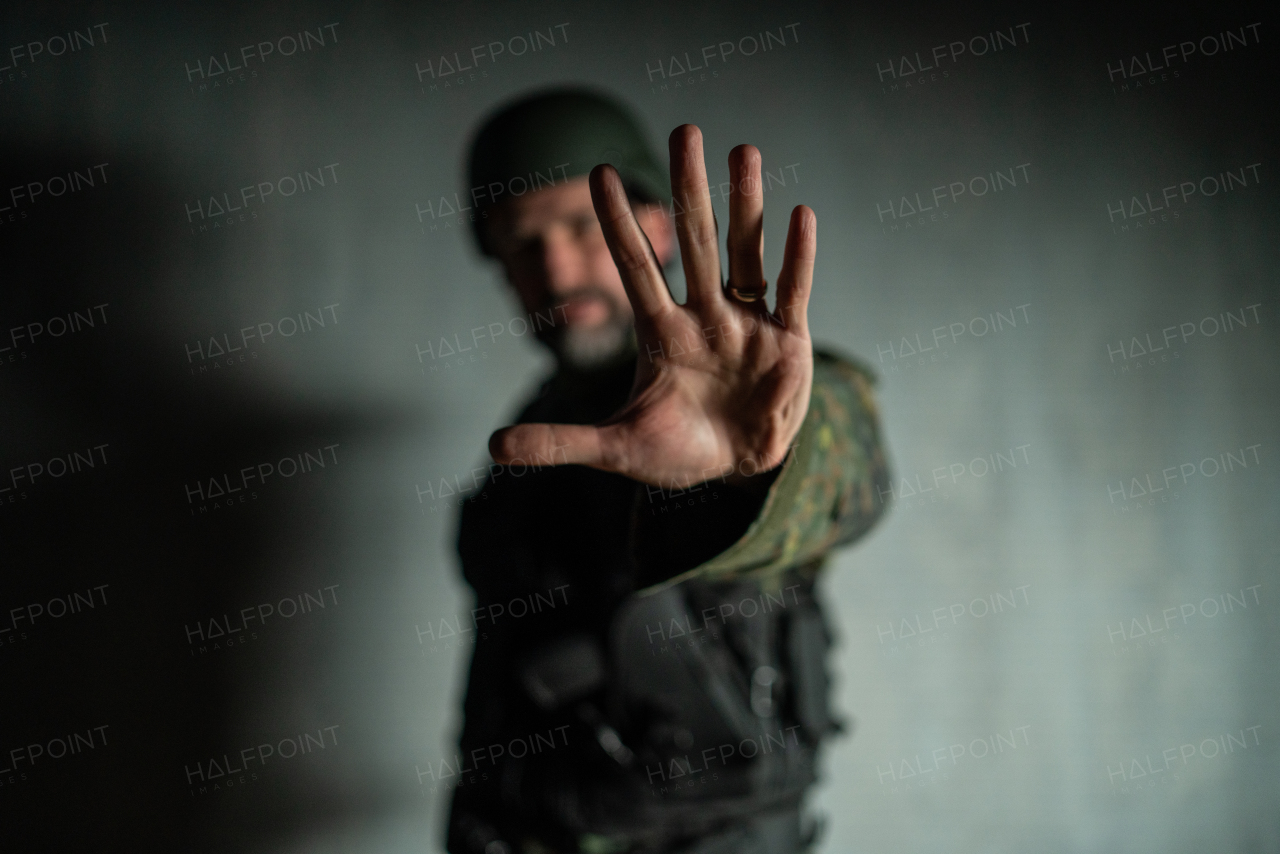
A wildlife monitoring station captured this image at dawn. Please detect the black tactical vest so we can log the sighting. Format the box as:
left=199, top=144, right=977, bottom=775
left=447, top=562, right=839, bottom=853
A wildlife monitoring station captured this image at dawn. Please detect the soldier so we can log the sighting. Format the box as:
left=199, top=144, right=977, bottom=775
left=447, top=89, right=890, bottom=854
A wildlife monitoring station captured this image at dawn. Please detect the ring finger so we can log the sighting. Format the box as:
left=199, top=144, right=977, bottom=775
left=727, top=144, right=766, bottom=303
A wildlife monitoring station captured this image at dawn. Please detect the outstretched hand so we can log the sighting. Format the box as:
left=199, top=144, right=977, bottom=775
left=489, top=125, right=816, bottom=489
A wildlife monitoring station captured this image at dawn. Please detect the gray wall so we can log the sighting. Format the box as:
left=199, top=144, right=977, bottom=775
left=1, top=1, right=1276, bottom=851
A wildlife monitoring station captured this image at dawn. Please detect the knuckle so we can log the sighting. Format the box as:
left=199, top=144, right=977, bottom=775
left=683, top=219, right=718, bottom=248
left=616, top=244, right=652, bottom=271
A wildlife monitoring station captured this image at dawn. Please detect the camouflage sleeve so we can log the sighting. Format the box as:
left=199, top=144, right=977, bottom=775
left=638, top=350, right=891, bottom=593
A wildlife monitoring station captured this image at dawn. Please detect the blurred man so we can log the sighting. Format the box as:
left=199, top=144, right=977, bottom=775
left=447, top=89, right=889, bottom=854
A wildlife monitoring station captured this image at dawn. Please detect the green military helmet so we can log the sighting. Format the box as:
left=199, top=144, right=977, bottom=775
left=466, top=88, right=670, bottom=255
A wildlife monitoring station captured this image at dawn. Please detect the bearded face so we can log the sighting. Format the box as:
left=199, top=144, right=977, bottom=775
left=485, top=175, right=673, bottom=370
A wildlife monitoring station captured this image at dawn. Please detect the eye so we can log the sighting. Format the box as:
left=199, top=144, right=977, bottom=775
left=496, top=228, right=539, bottom=256
left=570, top=214, right=600, bottom=239
left=510, top=238, right=544, bottom=265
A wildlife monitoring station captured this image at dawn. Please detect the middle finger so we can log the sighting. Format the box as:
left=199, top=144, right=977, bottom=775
left=668, top=125, right=723, bottom=308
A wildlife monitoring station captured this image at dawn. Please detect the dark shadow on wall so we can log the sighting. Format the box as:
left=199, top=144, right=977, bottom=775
left=0, top=140, right=410, bottom=852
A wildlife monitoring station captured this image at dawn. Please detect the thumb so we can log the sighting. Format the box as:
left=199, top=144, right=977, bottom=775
left=489, top=423, right=609, bottom=471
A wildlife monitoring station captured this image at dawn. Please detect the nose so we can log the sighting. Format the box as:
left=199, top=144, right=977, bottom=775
left=539, top=228, right=587, bottom=295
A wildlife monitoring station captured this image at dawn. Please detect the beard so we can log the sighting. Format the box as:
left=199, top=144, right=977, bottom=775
left=537, top=286, right=635, bottom=370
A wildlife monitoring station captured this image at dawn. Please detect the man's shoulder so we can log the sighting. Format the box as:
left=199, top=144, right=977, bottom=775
left=515, top=358, right=637, bottom=426
left=811, top=347, right=881, bottom=424
left=514, top=374, right=559, bottom=424
left=813, top=346, right=878, bottom=387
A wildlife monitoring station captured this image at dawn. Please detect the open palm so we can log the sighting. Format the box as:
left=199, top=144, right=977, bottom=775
left=489, top=125, right=816, bottom=489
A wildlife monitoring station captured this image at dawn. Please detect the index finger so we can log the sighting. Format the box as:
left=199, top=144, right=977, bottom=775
left=589, top=164, right=674, bottom=320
